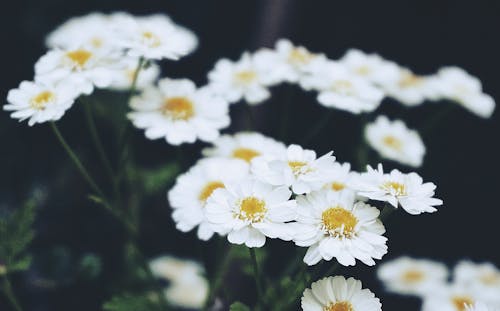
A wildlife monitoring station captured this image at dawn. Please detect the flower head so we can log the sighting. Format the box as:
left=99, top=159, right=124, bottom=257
left=108, top=57, right=160, bottom=90
left=379, top=67, right=438, bottom=106
left=340, top=49, right=400, bottom=86
left=422, top=284, right=481, bottom=311
left=454, top=261, right=500, bottom=303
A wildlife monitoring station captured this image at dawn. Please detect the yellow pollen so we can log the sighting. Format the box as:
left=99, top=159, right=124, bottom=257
left=30, top=91, right=55, bottom=110
left=331, top=182, right=346, bottom=192
left=381, top=181, right=407, bottom=196
left=288, top=48, right=313, bottom=65
left=237, top=197, right=267, bottom=223
left=399, top=72, right=423, bottom=88
left=160, top=97, right=194, bottom=120
left=142, top=31, right=161, bottom=47
left=90, top=37, right=103, bottom=48
left=331, top=80, right=355, bottom=96
left=355, top=65, right=371, bottom=75
left=451, top=296, right=474, bottom=311
left=66, top=49, right=93, bottom=69
left=199, top=181, right=225, bottom=203
left=234, top=70, right=257, bottom=85
left=382, top=135, right=403, bottom=150
left=323, top=301, right=354, bottom=311
left=321, top=207, right=357, bottom=238
left=402, top=270, right=425, bottom=283
left=232, top=148, right=260, bottom=162
left=288, top=161, right=309, bottom=176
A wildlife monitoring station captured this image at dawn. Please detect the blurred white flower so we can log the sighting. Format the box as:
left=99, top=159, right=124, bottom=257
left=108, top=58, right=160, bottom=90
left=128, top=78, right=230, bottom=145
left=168, top=157, right=249, bottom=240
left=293, top=191, right=387, bottom=266
left=454, top=261, right=500, bottom=304
left=340, top=48, right=400, bottom=86
left=202, top=132, right=286, bottom=164
left=365, top=116, right=425, bottom=167
left=321, top=162, right=359, bottom=199
left=377, top=257, right=449, bottom=296
left=421, top=284, right=480, bottom=311
left=301, top=276, right=382, bottom=311
left=433, top=67, right=495, bottom=118
left=251, top=144, right=337, bottom=195
left=5, top=80, right=79, bottom=126
left=205, top=179, right=296, bottom=248
left=207, top=52, right=280, bottom=105
left=301, top=60, right=384, bottom=114
left=164, top=275, right=208, bottom=309
left=354, top=164, right=443, bottom=215
left=380, top=67, right=438, bottom=106
left=149, top=255, right=204, bottom=283
left=467, top=302, right=499, bottom=311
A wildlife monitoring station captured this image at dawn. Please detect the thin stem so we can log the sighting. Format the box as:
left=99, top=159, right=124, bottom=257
left=249, top=248, right=265, bottom=309
left=355, top=115, right=370, bottom=171
left=301, top=110, right=334, bottom=145
left=245, top=104, right=256, bottom=131
left=379, top=203, right=395, bottom=221
left=1, top=276, right=22, bottom=311
left=203, top=245, right=235, bottom=310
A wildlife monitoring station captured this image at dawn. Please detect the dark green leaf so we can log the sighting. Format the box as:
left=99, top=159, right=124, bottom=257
left=230, top=301, right=251, bottom=311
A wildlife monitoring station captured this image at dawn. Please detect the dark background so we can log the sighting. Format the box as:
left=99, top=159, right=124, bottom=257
left=1, top=0, right=499, bottom=310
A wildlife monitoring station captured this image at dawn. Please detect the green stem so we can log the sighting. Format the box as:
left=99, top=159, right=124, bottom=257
left=245, top=104, right=256, bottom=131
left=1, top=277, right=22, bottom=311
left=203, top=245, right=235, bottom=310
left=379, top=203, right=395, bottom=221
left=301, top=110, right=334, bottom=145
left=249, top=248, right=265, bottom=309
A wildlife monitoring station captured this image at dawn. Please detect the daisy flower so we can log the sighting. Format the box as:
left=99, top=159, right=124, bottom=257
left=466, top=302, right=499, bottom=311
left=5, top=80, right=79, bottom=126
left=114, top=14, right=197, bottom=60
left=293, top=191, right=387, bottom=266
left=339, top=48, right=400, bottom=86
left=421, top=284, right=480, bottom=311
left=377, top=257, right=449, bottom=296
left=321, top=162, right=359, bottom=199
left=108, top=57, right=160, bottom=90
left=251, top=144, right=337, bottom=195
left=300, top=60, right=384, bottom=114
left=433, top=67, right=495, bottom=118
left=365, top=116, right=426, bottom=167
left=128, top=78, right=230, bottom=145
left=454, top=261, right=500, bottom=303
left=168, top=158, right=249, bottom=240
left=149, top=255, right=205, bottom=284
left=202, top=132, right=286, bottom=164
left=205, top=179, right=297, bottom=248
left=354, top=164, right=443, bottom=215
left=380, top=67, right=438, bottom=106
left=207, top=52, right=281, bottom=105
left=301, top=276, right=382, bottom=311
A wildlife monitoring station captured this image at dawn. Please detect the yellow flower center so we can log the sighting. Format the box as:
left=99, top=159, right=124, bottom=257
left=30, top=91, right=55, bottom=110
left=321, top=207, right=358, bottom=238
left=237, top=197, right=267, bottom=223
left=90, top=37, right=103, bottom=48
left=398, top=72, right=423, bottom=88
left=402, top=270, right=425, bottom=283
left=142, top=31, right=161, bottom=47
left=288, top=161, right=309, bottom=176
left=355, top=65, right=371, bottom=76
left=382, top=135, right=403, bottom=150
left=323, top=301, right=354, bottom=311
left=232, top=148, right=260, bottom=162
left=331, top=80, right=355, bottom=96
left=381, top=181, right=407, bottom=196
left=199, top=181, right=225, bottom=203
left=451, top=296, right=474, bottom=311
left=66, top=49, right=93, bottom=69
left=234, top=70, right=257, bottom=85
left=288, top=48, right=313, bottom=66
left=160, top=97, right=194, bottom=121
left=330, top=182, right=346, bottom=192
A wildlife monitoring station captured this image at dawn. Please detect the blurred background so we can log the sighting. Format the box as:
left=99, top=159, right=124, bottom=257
left=1, top=0, right=499, bottom=310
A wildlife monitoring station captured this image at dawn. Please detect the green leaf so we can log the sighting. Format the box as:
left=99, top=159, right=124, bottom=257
left=7, top=255, right=32, bottom=272
left=230, top=301, right=251, bottom=311
left=129, top=163, right=180, bottom=195
left=103, top=293, right=161, bottom=311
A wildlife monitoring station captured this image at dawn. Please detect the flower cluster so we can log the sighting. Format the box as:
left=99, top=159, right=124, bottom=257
left=378, top=257, right=500, bottom=310
left=168, top=132, right=442, bottom=267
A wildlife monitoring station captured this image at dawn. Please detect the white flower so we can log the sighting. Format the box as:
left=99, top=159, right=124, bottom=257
left=168, top=158, right=249, bottom=241
left=114, top=14, right=197, bottom=60
left=467, top=302, right=499, bottom=311
left=454, top=261, right=500, bottom=303
left=34, top=46, right=123, bottom=95
left=251, top=144, right=337, bottom=195
left=207, top=52, right=280, bottom=105
left=354, top=164, right=443, bottom=215
left=202, top=132, right=286, bottom=164
left=294, top=191, right=387, bottom=266
left=301, top=276, right=382, bottom=311
left=164, top=275, right=208, bottom=309
left=433, top=67, right=495, bottom=118
left=365, top=116, right=426, bottom=167
left=108, top=57, right=160, bottom=90
left=128, top=78, right=230, bottom=145
left=5, top=80, right=79, bottom=126
left=340, top=48, right=400, bottom=86
left=377, top=257, right=449, bottom=296
left=321, top=162, right=359, bottom=199
left=301, top=60, right=384, bottom=114
left=422, top=284, right=481, bottom=311
left=149, top=255, right=204, bottom=284
left=205, top=179, right=297, bottom=248
left=380, top=67, right=438, bottom=106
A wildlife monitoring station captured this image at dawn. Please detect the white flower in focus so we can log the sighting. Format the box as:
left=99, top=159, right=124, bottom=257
left=380, top=67, right=438, bottom=106
left=202, top=132, right=286, bottom=164
left=115, top=14, right=197, bottom=60
left=207, top=52, right=279, bottom=105
left=294, top=191, right=387, bottom=266
left=340, top=48, right=400, bottom=86
left=433, top=67, right=495, bottom=118
left=421, top=284, right=480, bottom=311
left=354, top=164, right=443, bottom=215
left=321, top=162, right=359, bottom=199
left=301, top=60, right=384, bottom=114
left=251, top=144, right=337, bottom=195
left=454, top=261, right=500, bottom=304
left=377, top=257, right=449, bottom=296
left=205, top=179, right=296, bottom=248
left=5, top=80, right=79, bottom=126
left=168, top=158, right=249, bottom=240
left=365, top=116, right=425, bottom=167
left=108, top=58, right=160, bottom=90
left=301, top=276, right=382, bottom=311
left=128, top=78, right=230, bottom=145
left=34, top=46, right=123, bottom=95
left=467, top=302, right=499, bottom=311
